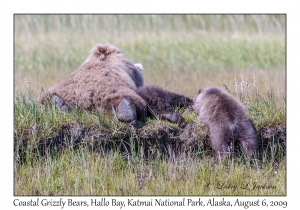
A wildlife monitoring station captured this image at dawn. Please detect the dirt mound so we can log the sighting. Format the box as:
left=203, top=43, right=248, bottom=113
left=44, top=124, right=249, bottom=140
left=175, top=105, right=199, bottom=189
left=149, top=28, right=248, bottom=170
left=14, top=121, right=286, bottom=163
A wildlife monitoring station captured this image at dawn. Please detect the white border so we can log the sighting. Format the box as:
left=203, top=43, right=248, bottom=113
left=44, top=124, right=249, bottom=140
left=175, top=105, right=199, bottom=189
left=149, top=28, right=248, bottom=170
left=3, top=0, right=298, bottom=208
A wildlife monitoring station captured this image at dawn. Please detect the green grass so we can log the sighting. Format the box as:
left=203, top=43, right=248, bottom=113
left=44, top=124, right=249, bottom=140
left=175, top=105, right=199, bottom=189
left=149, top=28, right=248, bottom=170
left=14, top=83, right=285, bottom=143
left=14, top=148, right=286, bottom=196
left=15, top=33, right=285, bottom=72
left=14, top=14, right=286, bottom=196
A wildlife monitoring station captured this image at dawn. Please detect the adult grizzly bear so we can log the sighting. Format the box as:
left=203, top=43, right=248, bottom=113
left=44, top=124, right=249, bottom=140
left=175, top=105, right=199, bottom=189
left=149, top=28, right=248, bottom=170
left=193, top=87, right=257, bottom=159
left=39, top=43, right=147, bottom=124
left=136, top=85, right=193, bottom=123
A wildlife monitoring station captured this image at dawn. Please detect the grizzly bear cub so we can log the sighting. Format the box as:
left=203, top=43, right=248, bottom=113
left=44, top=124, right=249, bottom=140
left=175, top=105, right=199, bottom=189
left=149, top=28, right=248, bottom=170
left=136, top=85, right=193, bottom=123
left=193, top=87, right=257, bottom=159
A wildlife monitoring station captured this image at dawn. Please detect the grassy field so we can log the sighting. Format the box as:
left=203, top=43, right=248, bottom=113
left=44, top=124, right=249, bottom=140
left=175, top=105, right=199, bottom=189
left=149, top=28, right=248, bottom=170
left=14, top=14, right=286, bottom=196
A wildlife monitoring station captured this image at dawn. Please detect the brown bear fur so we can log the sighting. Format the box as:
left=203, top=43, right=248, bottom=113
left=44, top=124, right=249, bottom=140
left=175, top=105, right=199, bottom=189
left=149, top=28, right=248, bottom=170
left=136, top=85, right=193, bottom=123
left=39, top=43, right=147, bottom=121
left=193, top=87, right=257, bottom=159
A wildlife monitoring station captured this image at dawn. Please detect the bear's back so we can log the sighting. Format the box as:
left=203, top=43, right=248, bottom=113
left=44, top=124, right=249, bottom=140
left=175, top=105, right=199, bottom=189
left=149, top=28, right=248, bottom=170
left=195, top=87, right=247, bottom=125
left=69, top=43, right=142, bottom=88
left=40, top=43, right=144, bottom=112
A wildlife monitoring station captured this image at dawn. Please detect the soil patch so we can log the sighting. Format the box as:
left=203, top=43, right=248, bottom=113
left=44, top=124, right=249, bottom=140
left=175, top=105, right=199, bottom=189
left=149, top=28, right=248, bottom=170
left=14, top=121, right=286, bottom=163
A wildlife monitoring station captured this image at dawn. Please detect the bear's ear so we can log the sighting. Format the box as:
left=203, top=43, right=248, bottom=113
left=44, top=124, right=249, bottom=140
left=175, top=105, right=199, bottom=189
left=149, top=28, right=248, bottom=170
left=91, top=43, right=121, bottom=61
left=90, top=44, right=107, bottom=61
left=198, top=87, right=204, bottom=94
left=134, top=63, right=144, bottom=74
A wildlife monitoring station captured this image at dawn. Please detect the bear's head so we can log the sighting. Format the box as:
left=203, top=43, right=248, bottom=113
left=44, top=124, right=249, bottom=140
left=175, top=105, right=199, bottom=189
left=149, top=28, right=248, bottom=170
left=137, top=86, right=174, bottom=115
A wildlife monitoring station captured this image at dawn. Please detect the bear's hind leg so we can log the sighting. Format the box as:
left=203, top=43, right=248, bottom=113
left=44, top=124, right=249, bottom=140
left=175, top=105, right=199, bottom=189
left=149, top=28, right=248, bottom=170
left=116, top=98, right=137, bottom=123
left=101, top=88, right=146, bottom=125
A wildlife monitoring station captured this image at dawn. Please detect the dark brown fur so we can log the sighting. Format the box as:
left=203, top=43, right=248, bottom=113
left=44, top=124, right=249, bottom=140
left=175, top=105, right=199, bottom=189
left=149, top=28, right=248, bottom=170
left=39, top=43, right=147, bottom=120
left=137, top=85, right=193, bottom=122
left=193, top=87, right=257, bottom=159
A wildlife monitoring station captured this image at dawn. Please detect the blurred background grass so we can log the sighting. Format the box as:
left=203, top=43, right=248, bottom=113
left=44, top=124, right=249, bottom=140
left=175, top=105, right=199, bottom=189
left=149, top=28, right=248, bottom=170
left=14, top=14, right=285, bottom=98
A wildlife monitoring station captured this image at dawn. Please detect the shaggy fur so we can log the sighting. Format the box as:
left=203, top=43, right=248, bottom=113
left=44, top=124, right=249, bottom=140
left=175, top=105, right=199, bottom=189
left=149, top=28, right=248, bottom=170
left=193, top=87, right=257, bottom=159
left=39, top=43, right=147, bottom=121
left=137, top=85, right=193, bottom=123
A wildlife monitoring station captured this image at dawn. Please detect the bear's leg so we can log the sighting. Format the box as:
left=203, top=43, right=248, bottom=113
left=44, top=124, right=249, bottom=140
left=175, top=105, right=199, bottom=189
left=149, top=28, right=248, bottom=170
left=116, top=98, right=137, bottom=123
left=52, top=95, right=68, bottom=110
left=210, top=127, right=231, bottom=160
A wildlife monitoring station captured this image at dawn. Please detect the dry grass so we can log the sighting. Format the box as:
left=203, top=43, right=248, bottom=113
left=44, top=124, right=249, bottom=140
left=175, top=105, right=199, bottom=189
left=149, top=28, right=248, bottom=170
left=14, top=149, right=286, bottom=196
left=144, top=68, right=285, bottom=98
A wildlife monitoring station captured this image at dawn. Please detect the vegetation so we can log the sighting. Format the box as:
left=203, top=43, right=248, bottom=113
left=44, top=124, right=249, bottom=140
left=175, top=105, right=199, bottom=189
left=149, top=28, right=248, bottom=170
left=14, top=14, right=286, bottom=196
